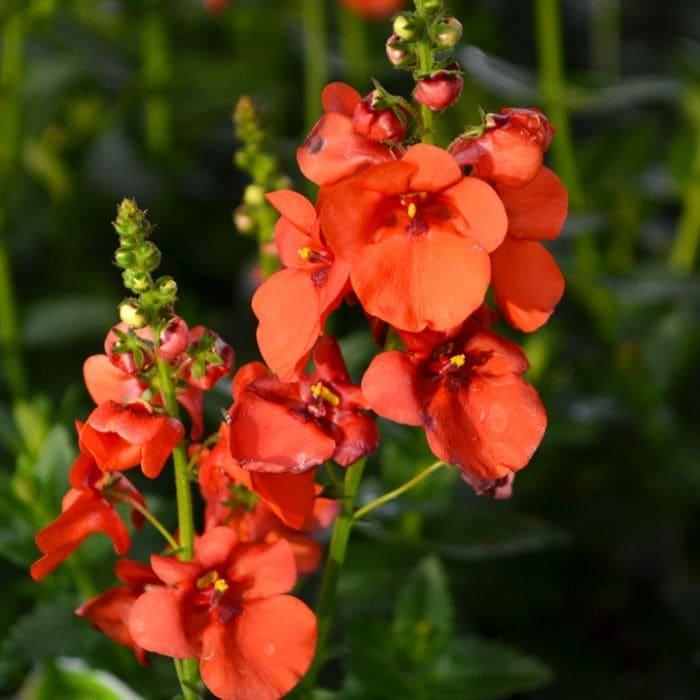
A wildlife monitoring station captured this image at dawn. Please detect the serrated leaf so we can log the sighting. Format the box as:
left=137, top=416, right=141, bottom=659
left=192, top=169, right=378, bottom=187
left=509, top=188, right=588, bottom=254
left=392, top=556, right=454, bottom=665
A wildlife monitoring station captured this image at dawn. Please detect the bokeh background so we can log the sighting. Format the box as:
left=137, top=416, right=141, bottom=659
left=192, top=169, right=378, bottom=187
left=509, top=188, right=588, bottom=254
left=1, top=0, right=700, bottom=698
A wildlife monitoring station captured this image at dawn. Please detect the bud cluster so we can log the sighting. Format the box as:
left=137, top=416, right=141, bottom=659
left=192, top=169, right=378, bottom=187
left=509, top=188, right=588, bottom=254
left=114, top=199, right=177, bottom=328
left=385, top=0, right=464, bottom=113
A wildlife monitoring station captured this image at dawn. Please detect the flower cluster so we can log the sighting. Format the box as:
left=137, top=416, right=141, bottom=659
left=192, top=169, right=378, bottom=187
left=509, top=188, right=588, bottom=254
left=32, top=2, right=567, bottom=698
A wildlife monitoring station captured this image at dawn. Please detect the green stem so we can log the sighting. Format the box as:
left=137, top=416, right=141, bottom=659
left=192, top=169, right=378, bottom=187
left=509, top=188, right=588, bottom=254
left=415, top=38, right=435, bottom=144
left=305, top=458, right=366, bottom=689
left=669, top=87, right=700, bottom=275
left=153, top=356, right=199, bottom=700
left=302, top=0, right=328, bottom=132
left=125, top=497, right=179, bottom=550
left=339, top=6, right=369, bottom=89
left=534, top=0, right=584, bottom=207
left=0, top=10, right=28, bottom=400
left=141, top=9, right=171, bottom=155
left=354, top=460, right=446, bottom=521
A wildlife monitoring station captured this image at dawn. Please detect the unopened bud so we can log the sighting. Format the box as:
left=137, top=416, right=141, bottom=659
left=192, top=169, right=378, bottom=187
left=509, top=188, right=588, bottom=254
left=123, top=270, right=152, bottom=294
left=433, top=17, right=462, bottom=49
left=114, top=246, right=135, bottom=268
left=234, top=205, right=255, bottom=234
left=414, top=62, right=464, bottom=111
left=386, top=34, right=410, bottom=67
left=119, top=300, right=148, bottom=329
left=134, top=241, right=161, bottom=271
left=243, top=184, right=266, bottom=207
left=393, top=13, right=416, bottom=41
left=153, top=276, right=178, bottom=305
left=114, top=198, right=147, bottom=239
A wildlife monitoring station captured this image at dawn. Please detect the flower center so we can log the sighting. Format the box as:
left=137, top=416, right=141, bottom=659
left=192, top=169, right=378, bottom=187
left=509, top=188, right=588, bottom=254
left=310, top=382, right=340, bottom=406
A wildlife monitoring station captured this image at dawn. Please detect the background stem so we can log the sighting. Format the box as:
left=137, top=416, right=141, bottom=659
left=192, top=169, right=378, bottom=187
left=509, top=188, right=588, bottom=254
left=306, top=458, right=366, bottom=689
left=302, top=0, right=328, bottom=132
left=339, top=6, right=369, bottom=89
left=141, top=8, right=171, bottom=156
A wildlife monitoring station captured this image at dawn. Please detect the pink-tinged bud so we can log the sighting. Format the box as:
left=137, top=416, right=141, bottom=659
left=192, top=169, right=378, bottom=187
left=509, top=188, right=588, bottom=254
left=104, top=323, right=154, bottom=375
left=414, top=63, right=464, bottom=111
left=386, top=34, right=409, bottom=67
left=449, top=108, right=555, bottom=187
left=157, top=317, right=189, bottom=362
left=433, top=17, right=463, bottom=49
left=352, top=92, right=408, bottom=143
left=180, top=326, right=235, bottom=390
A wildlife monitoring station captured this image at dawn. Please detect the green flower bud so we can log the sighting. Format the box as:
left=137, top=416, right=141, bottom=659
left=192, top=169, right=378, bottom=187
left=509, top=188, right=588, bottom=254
left=243, top=184, right=266, bottom=207
left=119, top=300, right=148, bottom=328
left=114, top=198, right=147, bottom=239
left=153, top=276, right=178, bottom=305
left=135, top=241, right=161, bottom=271
left=123, top=269, right=152, bottom=294
left=114, top=247, right=136, bottom=268
left=433, top=17, right=463, bottom=49
left=393, top=13, right=417, bottom=41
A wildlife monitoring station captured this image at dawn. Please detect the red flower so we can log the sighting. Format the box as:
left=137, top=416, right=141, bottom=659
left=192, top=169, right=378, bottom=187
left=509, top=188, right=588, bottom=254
left=229, top=336, right=379, bottom=475
left=352, top=90, right=410, bottom=144
left=79, top=400, right=184, bottom=479
left=297, top=82, right=394, bottom=186
left=339, top=0, right=405, bottom=20
left=450, top=108, right=555, bottom=188
left=252, top=191, right=349, bottom=381
left=179, top=326, right=234, bottom=390
left=128, top=527, right=317, bottom=700
left=76, top=559, right=159, bottom=665
left=320, top=143, right=507, bottom=332
left=361, top=327, right=546, bottom=493
left=414, top=62, right=464, bottom=112
left=31, top=446, right=146, bottom=581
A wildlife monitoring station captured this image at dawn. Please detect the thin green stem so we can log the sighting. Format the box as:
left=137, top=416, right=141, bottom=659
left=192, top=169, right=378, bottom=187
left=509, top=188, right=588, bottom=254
left=305, top=458, right=366, bottom=689
left=669, top=87, right=700, bottom=275
left=354, top=460, right=446, bottom=521
left=124, top=497, right=178, bottom=550
left=302, top=0, right=328, bottom=132
left=0, top=10, right=28, bottom=400
left=534, top=0, right=584, bottom=208
left=141, top=9, right=171, bottom=155
left=153, top=355, right=200, bottom=700
left=339, top=5, right=369, bottom=89
left=415, top=39, right=435, bottom=143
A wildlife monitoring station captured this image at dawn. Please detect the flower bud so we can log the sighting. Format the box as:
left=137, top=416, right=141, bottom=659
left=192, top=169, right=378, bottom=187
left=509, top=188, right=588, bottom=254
left=134, top=241, right=161, bottom=271
left=105, top=323, right=153, bottom=374
left=233, top=205, right=255, bottom=234
left=119, top=300, right=148, bottom=329
left=414, top=62, right=464, bottom=111
left=352, top=92, right=409, bottom=144
left=114, top=246, right=136, bottom=268
left=419, top=0, right=443, bottom=11
left=153, top=276, right=178, bottom=306
left=243, top=184, right=266, bottom=207
left=114, top=198, right=147, bottom=239
left=433, top=17, right=462, bottom=49
left=180, top=327, right=235, bottom=390
left=158, top=317, right=189, bottom=361
left=122, top=269, right=152, bottom=294
left=393, top=13, right=416, bottom=41
left=386, top=34, right=410, bottom=67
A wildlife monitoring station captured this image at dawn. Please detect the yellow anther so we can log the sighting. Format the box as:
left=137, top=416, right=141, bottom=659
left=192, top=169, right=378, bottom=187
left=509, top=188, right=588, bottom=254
left=214, top=578, right=229, bottom=593
left=196, top=570, right=219, bottom=589
left=310, top=382, right=341, bottom=406
left=407, top=202, right=418, bottom=219
left=298, top=246, right=313, bottom=261
left=450, top=354, right=466, bottom=368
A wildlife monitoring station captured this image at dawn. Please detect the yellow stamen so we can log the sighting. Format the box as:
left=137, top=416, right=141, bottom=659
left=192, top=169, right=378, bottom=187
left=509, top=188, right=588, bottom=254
left=310, top=382, right=341, bottom=406
left=450, top=354, right=466, bottom=368
left=407, top=202, right=418, bottom=219
left=196, top=570, right=219, bottom=589
left=298, top=246, right=313, bottom=261
left=214, top=578, right=229, bottom=593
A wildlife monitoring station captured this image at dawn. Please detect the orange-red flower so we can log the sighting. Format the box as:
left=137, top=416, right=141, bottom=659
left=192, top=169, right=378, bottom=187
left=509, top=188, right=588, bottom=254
left=297, top=82, right=394, bottom=186
left=178, top=326, right=235, bottom=390
left=229, top=337, right=379, bottom=478
left=252, top=191, right=349, bottom=381
left=339, top=0, right=405, bottom=20
left=320, top=143, right=508, bottom=332
left=198, top=429, right=338, bottom=574
left=362, top=327, right=546, bottom=493
left=128, top=527, right=317, bottom=700
left=76, top=559, right=159, bottom=665
left=79, top=400, right=184, bottom=479
left=31, top=445, right=145, bottom=581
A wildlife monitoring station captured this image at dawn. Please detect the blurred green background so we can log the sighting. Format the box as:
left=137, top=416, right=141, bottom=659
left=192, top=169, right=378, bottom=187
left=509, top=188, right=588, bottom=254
left=1, top=0, right=700, bottom=698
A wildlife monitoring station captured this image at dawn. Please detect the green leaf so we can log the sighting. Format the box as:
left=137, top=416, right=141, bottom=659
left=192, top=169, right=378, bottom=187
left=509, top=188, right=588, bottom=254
left=429, top=636, right=553, bottom=699
left=391, top=556, right=454, bottom=665
left=33, top=424, right=74, bottom=508
left=18, top=659, right=143, bottom=700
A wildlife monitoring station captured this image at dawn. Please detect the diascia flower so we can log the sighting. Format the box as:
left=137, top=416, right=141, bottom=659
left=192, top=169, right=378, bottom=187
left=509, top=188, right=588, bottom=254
left=79, top=400, right=184, bottom=479
left=76, top=559, right=159, bottom=665
left=228, top=336, right=379, bottom=475
left=320, top=143, right=508, bottom=332
left=31, top=442, right=146, bottom=581
left=128, top=527, right=317, bottom=700
left=297, top=82, right=394, bottom=186
left=361, top=327, right=546, bottom=493
left=252, top=190, right=349, bottom=381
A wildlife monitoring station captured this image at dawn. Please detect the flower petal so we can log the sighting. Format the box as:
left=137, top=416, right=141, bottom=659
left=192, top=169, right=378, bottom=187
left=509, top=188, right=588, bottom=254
left=330, top=410, right=380, bottom=467
left=227, top=539, right=297, bottom=599
left=496, top=167, right=568, bottom=240
left=321, top=82, right=361, bottom=116
left=249, top=470, right=317, bottom=531
left=403, top=143, right=462, bottom=192
left=196, top=527, right=239, bottom=570
left=491, top=237, right=565, bottom=332
left=199, top=596, right=317, bottom=700
left=141, top=417, right=184, bottom=479
left=265, top=190, right=317, bottom=233
left=83, top=355, right=145, bottom=405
